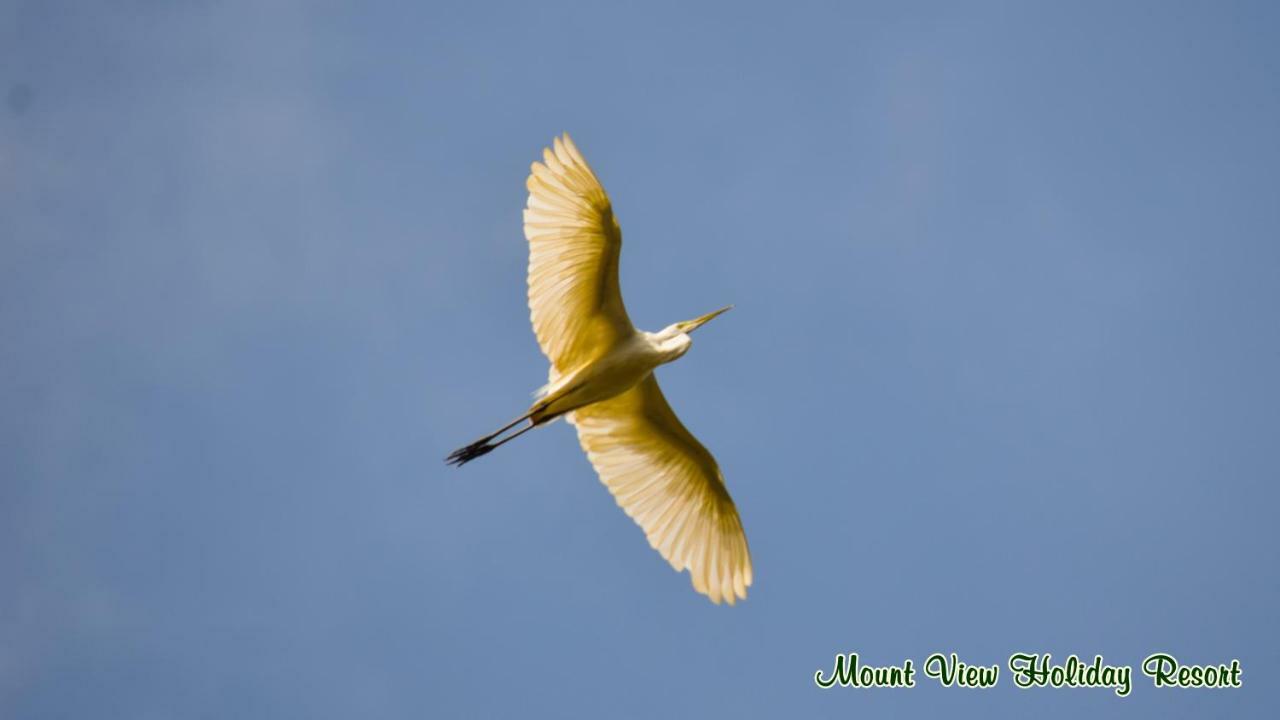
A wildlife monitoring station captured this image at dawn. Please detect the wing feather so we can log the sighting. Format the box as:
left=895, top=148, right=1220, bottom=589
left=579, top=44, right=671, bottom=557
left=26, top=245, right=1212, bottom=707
left=524, top=133, right=632, bottom=373
left=569, top=375, right=752, bottom=605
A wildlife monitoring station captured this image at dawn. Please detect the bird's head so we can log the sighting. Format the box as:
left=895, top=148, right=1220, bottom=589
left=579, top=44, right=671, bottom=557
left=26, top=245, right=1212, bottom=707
left=673, top=304, right=733, bottom=335
left=654, top=305, right=733, bottom=357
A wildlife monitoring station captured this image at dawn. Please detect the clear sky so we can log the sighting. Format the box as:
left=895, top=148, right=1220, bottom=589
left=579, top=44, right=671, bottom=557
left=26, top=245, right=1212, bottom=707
left=3, top=1, right=1278, bottom=717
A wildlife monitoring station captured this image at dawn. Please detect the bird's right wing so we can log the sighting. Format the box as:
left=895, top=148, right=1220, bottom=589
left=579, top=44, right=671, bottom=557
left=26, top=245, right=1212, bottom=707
left=524, top=134, right=634, bottom=375
left=568, top=375, right=753, bottom=605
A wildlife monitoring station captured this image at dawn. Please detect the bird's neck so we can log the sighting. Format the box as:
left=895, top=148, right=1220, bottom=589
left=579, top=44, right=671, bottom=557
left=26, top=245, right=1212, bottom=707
left=643, top=330, right=691, bottom=364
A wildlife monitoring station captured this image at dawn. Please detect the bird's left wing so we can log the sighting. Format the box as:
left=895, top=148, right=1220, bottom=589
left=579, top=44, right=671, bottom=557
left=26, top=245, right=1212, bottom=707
left=524, top=134, right=633, bottom=375
left=568, top=375, right=753, bottom=604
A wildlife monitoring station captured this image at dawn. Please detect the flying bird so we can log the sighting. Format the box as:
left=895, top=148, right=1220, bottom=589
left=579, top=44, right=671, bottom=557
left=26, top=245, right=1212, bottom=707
left=447, top=133, right=752, bottom=605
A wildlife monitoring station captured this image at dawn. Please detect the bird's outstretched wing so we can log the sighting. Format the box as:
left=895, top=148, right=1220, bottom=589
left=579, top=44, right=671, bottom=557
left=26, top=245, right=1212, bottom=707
left=568, top=375, right=753, bottom=604
left=524, top=134, right=633, bottom=374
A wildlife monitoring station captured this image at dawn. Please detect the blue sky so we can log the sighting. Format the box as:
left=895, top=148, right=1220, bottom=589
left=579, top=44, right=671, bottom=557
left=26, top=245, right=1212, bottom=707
left=3, top=1, right=1278, bottom=717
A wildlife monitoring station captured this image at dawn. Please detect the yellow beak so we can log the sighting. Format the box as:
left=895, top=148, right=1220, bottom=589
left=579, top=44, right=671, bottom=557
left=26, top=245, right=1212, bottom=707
left=681, top=305, right=733, bottom=333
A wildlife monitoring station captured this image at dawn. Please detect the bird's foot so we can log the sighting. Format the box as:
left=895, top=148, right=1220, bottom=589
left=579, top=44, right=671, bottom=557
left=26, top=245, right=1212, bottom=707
left=445, top=439, right=496, bottom=467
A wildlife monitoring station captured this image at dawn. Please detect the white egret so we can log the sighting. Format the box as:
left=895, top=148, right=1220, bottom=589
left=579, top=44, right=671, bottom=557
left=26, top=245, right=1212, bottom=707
left=447, top=133, right=752, bottom=605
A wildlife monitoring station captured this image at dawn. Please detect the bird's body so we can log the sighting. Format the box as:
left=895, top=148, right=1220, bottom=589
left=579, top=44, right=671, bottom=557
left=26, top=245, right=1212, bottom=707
left=532, top=326, right=693, bottom=422
left=448, top=134, right=752, bottom=605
